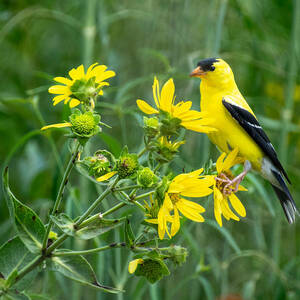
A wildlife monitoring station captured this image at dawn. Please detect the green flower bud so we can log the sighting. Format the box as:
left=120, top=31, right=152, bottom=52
left=166, top=245, right=188, bottom=266
left=69, top=109, right=100, bottom=138
left=159, top=111, right=181, bottom=136
left=154, top=136, right=185, bottom=163
left=137, top=167, right=157, bottom=187
left=116, top=153, right=139, bottom=179
left=134, top=258, right=170, bottom=283
left=143, top=117, right=160, bottom=137
left=155, top=176, right=171, bottom=207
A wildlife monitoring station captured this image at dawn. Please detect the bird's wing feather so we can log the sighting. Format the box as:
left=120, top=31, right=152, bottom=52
left=222, top=98, right=290, bottom=183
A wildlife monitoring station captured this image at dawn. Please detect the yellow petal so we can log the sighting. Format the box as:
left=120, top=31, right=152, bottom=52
left=222, top=148, right=239, bottom=171
left=145, top=218, right=158, bottom=224
left=152, top=76, right=160, bottom=109
left=171, top=206, right=180, bottom=236
left=238, top=185, right=248, bottom=191
left=95, top=70, right=116, bottom=83
left=180, top=186, right=213, bottom=198
left=87, top=65, right=107, bottom=79
left=49, top=85, right=70, bottom=95
left=128, top=259, right=144, bottom=274
left=86, top=63, right=99, bottom=77
left=181, top=122, right=217, bottom=133
left=213, top=186, right=223, bottom=227
left=69, top=99, right=81, bottom=108
left=216, top=152, right=226, bottom=174
left=160, top=78, right=175, bottom=113
left=229, top=193, right=246, bottom=217
left=41, top=122, right=72, bottom=130
left=220, top=197, right=239, bottom=221
left=53, top=95, right=67, bottom=105
left=178, top=198, right=206, bottom=213
left=96, top=171, right=117, bottom=182
left=54, top=77, right=72, bottom=85
left=136, top=100, right=159, bottom=115
left=175, top=201, right=205, bottom=222
left=69, top=65, right=84, bottom=80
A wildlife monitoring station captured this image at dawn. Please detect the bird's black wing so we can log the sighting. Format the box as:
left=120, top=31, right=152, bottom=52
left=222, top=98, right=290, bottom=183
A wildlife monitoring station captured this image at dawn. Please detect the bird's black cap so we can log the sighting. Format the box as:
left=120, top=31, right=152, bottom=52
left=197, top=58, right=219, bottom=72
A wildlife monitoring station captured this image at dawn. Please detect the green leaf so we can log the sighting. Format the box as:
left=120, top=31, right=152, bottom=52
left=51, top=214, right=126, bottom=240
left=49, top=255, right=122, bottom=294
left=3, top=169, right=45, bottom=253
left=76, top=217, right=126, bottom=240
left=1, top=291, right=31, bottom=300
left=124, top=219, right=135, bottom=247
left=0, top=237, right=38, bottom=291
left=75, top=162, right=101, bottom=184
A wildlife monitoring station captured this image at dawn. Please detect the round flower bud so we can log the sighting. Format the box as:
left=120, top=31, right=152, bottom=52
left=137, top=167, right=157, bottom=187
left=116, top=153, right=139, bottom=179
left=134, top=258, right=170, bottom=283
left=48, top=231, right=58, bottom=240
left=143, top=117, right=160, bottom=137
left=69, top=109, right=100, bottom=138
left=166, top=245, right=188, bottom=266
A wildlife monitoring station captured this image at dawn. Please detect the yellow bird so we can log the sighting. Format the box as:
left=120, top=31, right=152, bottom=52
left=190, top=58, right=298, bottom=223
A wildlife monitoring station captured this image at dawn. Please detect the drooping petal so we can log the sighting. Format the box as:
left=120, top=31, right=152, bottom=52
left=238, top=185, right=248, bottom=191
left=96, top=171, right=117, bottom=182
left=144, top=218, right=158, bottom=224
left=178, top=198, right=206, bottom=213
left=159, top=78, right=175, bottom=113
left=41, top=122, right=72, bottom=130
left=52, top=95, right=67, bottom=105
left=128, top=259, right=144, bottom=274
left=175, top=201, right=205, bottom=222
left=171, top=206, right=180, bottom=236
left=229, top=193, right=246, bottom=217
left=213, top=186, right=223, bottom=227
left=95, top=70, right=116, bottom=83
left=181, top=122, right=217, bottom=133
left=220, top=197, right=239, bottom=221
left=136, top=100, right=159, bottom=114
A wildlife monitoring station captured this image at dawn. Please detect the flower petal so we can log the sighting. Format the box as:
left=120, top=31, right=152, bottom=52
left=216, top=152, right=226, bottom=174
left=145, top=218, right=158, bottom=224
left=96, top=171, right=117, bottom=182
left=128, top=259, right=143, bottom=274
left=53, top=95, right=67, bottom=105
left=229, top=193, right=246, bottom=217
left=152, top=77, right=160, bottom=109
left=160, top=78, right=175, bottom=113
left=54, top=77, right=72, bottom=85
left=69, top=65, right=85, bottom=80
left=41, top=122, right=72, bottom=130
left=69, top=99, right=81, bottom=108
left=178, top=198, right=206, bottom=213
left=175, top=201, right=205, bottom=222
left=49, top=85, right=70, bottom=95
left=222, top=148, right=239, bottom=171
left=136, top=100, right=159, bottom=114
left=171, top=206, right=180, bottom=236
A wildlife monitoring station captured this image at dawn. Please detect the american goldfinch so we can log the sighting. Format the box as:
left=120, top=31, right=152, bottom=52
left=190, top=58, right=298, bottom=223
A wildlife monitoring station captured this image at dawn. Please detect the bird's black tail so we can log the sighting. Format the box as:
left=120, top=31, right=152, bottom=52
left=271, top=170, right=298, bottom=224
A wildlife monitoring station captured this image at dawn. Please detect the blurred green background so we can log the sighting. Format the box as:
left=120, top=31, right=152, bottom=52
left=1, top=0, right=300, bottom=299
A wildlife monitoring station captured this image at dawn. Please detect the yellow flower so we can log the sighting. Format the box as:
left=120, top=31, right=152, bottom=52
left=136, top=77, right=216, bottom=133
left=207, top=148, right=247, bottom=227
left=96, top=171, right=117, bottom=182
left=128, top=259, right=144, bottom=274
left=49, top=63, right=116, bottom=108
left=147, top=169, right=213, bottom=239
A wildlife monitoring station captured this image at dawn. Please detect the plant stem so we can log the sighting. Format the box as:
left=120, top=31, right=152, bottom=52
left=102, top=202, right=126, bottom=217
left=42, top=141, right=80, bottom=250
left=15, top=255, right=44, bottom=283
left=74, top=175, right=119, bottom=226
left=134, top=191, right=154, bottom=201
left=137, top=147, right=147, bottom=158
left=113, top=185, right=141, bottom=192
left=53, top=243, right=126, bottom=256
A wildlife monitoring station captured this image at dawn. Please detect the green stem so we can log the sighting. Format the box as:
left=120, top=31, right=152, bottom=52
left=113, top=185, right=141, bottom=192
left=134, top=191, right=154, bottom=201
left=102, top=202, right=126, bottom=217
left=53, top=243, right=126, bottom=256
left=42, top=141, right=80, bottom=250
left=15, top=255, right=44, bottom=283
left=154, top=163, right=162, bottom=173
left=137, top=147, right=148, bottom=158
left=74, top=176, right=119, bottom=226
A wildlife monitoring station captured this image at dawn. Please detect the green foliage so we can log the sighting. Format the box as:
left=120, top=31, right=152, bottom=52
left=49, top=255, right=121, bottom=294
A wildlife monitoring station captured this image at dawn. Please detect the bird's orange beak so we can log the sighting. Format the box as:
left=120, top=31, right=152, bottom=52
left=189, top=66, right=206, bottom=77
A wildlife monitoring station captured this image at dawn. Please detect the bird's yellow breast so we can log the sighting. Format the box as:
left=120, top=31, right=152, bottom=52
left=200, top=88, right=264, bottom=170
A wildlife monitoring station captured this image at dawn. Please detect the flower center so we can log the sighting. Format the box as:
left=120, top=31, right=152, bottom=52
left=169, top=193, right=180, bottom=204
left=215, top=172, right=235, bottom=195
left=72, top=113, right=95, bottom=135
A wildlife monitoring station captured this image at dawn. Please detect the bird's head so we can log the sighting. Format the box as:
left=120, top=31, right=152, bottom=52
left=190, top=58, right=235, bottom=87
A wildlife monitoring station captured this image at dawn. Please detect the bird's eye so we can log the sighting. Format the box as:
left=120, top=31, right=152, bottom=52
left=210, top=66, right=215, bottom=71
